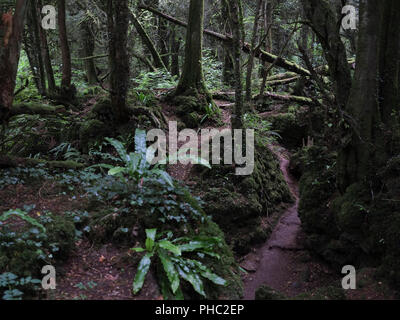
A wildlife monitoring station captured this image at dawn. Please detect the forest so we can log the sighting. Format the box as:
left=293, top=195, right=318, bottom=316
left=0, top=0, right=399, bottom=302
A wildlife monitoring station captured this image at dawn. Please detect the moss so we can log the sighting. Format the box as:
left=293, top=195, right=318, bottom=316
left=45, top=215, right=76, bottom=260
left=79, top=119, right=109, bottom=153
left=255, top=285, right=286, bottom=300
left=11, top=102, right=65, bottom=116
left=4, top=114, right=78, bottom=157
left=0, top=213, right=75, bottom=279
left=195, top=140, right=292, bottom=255
left=267, top=113, right=307, bottom=149
left=294, top=286, right=346, bottom=300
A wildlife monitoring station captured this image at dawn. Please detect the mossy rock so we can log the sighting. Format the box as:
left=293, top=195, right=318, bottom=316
left=0, top=212, right=76, bottom=280
left=294, top=286, right=346, bottom=300
left=267, top=113, right=307, bottom=150
left=255, top=285, right=286, bottom=300
left=195, top=139, right=292, bottom=255
left=45, top=215, right=76, bottom=260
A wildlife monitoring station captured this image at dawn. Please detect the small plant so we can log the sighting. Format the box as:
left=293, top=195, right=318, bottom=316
left=0, top=208, right=46, bottom=233
left=132, top=229, right=226, bottom=299
left=92, top=129, right=209, bottom=188
left=50, top=143, right=84, bottom=163
left=244, top=113, right=282, bottom=145
left=92, top=129, right=175, bottom=187
left=0, top=273, right=42, bottom=300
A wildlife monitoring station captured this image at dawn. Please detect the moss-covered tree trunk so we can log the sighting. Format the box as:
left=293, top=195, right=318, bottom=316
left=0, top=0, right=27, bottom=124
left=301, top=0, right=352, bottom=110
left=174, top=0, right=208, bottom=97
left=338, top=0, right=400, bottom=191
left=245, top=0, right=263, bottom=102
left=226, top=0, right=244, bottom=129
left=107, top=0, right=130, bottom=124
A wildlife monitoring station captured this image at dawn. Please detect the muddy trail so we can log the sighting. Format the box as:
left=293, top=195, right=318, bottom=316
left=241, top=145, right=336, bottom=300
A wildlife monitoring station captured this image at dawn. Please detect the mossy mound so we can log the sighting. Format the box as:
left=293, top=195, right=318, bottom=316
left=294, top=286, right=346, bottom=300
left=296, top=146, right=400, bottom=288
left=0, top=211, right=76, bottom=298
left=266, top=113, right=307, bottom=150
left=255, top=285, right=286, bottom=300
left=3, top=114, right=79, bottom=158
left=171, top=92, right=220, bottom=129
left=86, top=178, right=243, bottom=299
left=195, top=140, right=292, bottom=255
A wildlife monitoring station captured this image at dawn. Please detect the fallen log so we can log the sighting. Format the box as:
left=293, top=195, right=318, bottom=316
left=138, top=5, right=311, bottom=76
left=266, top=76, right=300, bottom=87
left=255, top=92, right=314, bottom=104
left=10, top=103, right=66, bottom=116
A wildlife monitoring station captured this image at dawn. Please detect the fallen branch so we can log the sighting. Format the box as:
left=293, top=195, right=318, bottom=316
left=255, top=92, right=314, bottom=104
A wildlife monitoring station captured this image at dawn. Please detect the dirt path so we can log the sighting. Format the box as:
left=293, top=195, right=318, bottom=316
left=242, top=146, right=306, bottom=299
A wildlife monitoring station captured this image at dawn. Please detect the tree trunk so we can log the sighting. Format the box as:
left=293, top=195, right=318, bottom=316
left=0, top=0, right=28, bottom=124
left=301, top=0, right=352, bottom=110
left=107, top=0, right=130, bottom=123
left=81, top=19, right=97, bottom=85
left=174, top=0, right=208, bottom=96
left=170, top=25, right=180, bottom=77
left=38, top=0, right=56, bottom=94
left=24, top=0, right=46, bottom=95
left=225, top=0, right=244, bottom=129
left=259, top=0, right=273, bottom=96
left=220, top=0, right=235, bottom=87
left=130, top=11, right=166, bottom=70
left=57, top=0, right=72, bottom=90
left=245, top=0, right=263, bottom=102
left=337, top=0, right=400, bottom=191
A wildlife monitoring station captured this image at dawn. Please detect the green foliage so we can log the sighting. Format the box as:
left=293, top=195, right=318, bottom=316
left=0, top=273, right=41, bottom=300
left=132, top=229, right=226, bottom=299
left=132, top=70, right=178, bottom=91
left=244, top=113, right=281, bottom=145
left=0, top=207, right=79, bottom=300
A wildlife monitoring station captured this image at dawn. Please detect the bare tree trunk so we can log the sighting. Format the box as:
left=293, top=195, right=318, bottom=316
left=57, top=0, right=72, bottom=91
left=259, top=0, right=273, bottom=96
left=81, top=19, right=97, bottom=85
left=107, top=0, right=130, bottom=124
left=0, top=0, right=28, bottom=124
left=170, top=25, right=180, bottom=77
left=38, top=0, right=56, bottom=94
